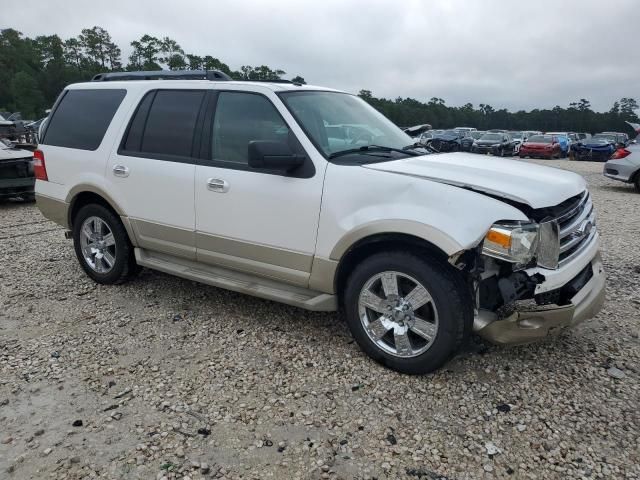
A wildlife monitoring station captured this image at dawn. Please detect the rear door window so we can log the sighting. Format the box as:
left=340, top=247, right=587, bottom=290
left=121, top=89, right=206, bottom=160
left=42, top=89, right=126, bottom=150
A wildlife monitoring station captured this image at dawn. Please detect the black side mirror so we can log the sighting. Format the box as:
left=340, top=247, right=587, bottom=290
left=248, top=141, right=305, bottom=171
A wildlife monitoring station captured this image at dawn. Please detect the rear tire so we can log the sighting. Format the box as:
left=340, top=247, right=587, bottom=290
left=634, top=174, right=640, bottom=193
left=72, top=204, right=138, bottom=285
left=343, top=251, right=471, bottom=374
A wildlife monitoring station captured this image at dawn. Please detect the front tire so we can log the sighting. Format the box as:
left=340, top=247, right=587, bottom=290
left=72, top=204, right=138, bottom=285
left=343, top=251, right=471, bottom=374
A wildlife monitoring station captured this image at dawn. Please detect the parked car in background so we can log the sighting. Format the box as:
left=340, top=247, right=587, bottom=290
left=547, top=132, right=571, bottom=158
left=453, top=127, right=476, bottom=136
left=523, top=130, right=542, bottom=142
left=417, top=129, right=443, bottom=146
left=577, top=132, right=592, bottom=141
left=0, top=139, right=35, bottom=201
left=429, top=129, right=466, bottom=152
left=600, top=132, right=629, bottom=147
left=35, top=71, right=605, bottom=374
left=0, top=112, right=37, bottom=144
left=403, top=124, right=432, bottom=139
left=573, top=137, right=615, bottom=162
left=509, top=131, right=524, bottom=154
left=594, top=132, right=626, bottom=148
left=460, top=131, right=484, bottom=151
left=604, top=141, right=640, bottom=191
left=471, top=132, right=515, bottom=156
left=519, top=134, right=562, bottom=159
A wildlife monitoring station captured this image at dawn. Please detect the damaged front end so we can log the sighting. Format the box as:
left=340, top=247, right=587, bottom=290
left=453, top=191, right=605, bottom=345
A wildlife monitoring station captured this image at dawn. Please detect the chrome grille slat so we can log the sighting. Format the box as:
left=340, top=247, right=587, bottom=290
left=560, top=200, right=593, bottom=236
left=553, top=191, right=596, bottom=267
left=560, top=213, right=595, bottom=253
left=555, top=191, right=589, bottom=224
left=558, top=229, right=597, bottom=267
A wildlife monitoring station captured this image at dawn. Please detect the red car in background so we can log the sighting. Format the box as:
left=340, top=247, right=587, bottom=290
left=519, top=134, right=562, bottom=159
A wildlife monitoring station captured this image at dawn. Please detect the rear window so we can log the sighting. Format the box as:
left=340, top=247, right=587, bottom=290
left=122, top=90, right=206, bottom=159
left=42, top=89, right=126, bottom=150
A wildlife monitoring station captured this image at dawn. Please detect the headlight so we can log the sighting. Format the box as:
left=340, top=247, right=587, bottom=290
left=482, top=222, right=539, bottom=265
left=492, top=144, right=501, bottom=147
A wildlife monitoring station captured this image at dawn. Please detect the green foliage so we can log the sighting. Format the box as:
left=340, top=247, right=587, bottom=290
left=1, top=25, right=637, bottom=136
left=9, top=71, right=44, bottom=118
left=359, top=91, right=640, bottom=135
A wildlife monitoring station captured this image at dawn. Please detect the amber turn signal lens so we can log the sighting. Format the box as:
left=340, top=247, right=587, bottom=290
left=486, top=229, right=511, bottom=248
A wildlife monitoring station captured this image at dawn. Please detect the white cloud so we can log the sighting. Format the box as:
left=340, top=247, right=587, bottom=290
left=4, top=0, right=638, bottom=111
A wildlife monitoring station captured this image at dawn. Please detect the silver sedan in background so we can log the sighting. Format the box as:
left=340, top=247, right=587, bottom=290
left=604, top=140, right=640, bottom=191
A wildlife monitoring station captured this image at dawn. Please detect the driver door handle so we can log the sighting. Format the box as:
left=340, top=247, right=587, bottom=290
left=207, top=178, right=229, bottom=193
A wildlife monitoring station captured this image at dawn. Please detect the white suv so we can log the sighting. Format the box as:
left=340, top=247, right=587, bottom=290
left=35, top=71, right=605, bottom=374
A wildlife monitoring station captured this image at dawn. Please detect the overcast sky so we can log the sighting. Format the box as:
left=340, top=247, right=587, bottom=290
left=4, top=0, right=639, bottom=112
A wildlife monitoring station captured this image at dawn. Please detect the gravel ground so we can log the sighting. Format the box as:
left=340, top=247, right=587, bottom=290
left=0, top=160, right=639, bottom=480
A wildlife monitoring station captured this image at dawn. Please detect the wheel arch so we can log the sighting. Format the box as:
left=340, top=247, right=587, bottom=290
left=328, top=230, right=467, bottom=302
left=66, top=185, right=138, bottom=245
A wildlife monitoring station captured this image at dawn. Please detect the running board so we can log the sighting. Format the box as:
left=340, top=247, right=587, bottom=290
left=135, top=248, right=337, bottom=312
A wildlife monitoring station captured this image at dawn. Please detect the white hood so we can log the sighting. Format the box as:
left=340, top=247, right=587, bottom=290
left=363, top=152, right=586, bottom=208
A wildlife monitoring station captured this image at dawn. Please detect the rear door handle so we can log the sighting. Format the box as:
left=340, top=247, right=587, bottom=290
left=207, top=178, right=229, bottom=193
left=113, top=165, right=130, bottom=178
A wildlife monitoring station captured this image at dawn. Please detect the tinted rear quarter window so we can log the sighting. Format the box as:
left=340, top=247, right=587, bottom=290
left=43, top=89, right=126, bottom=150
left=122, top=90, right=205, bottom=158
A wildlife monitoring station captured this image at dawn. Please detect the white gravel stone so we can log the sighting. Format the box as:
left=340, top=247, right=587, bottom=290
left=0, top=160, right=638, bottom=479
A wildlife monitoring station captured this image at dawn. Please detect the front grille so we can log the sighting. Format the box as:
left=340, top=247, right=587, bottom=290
left=554, top=191, right=596, bottom=266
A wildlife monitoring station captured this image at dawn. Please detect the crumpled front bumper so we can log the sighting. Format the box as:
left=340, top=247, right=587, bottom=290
left=474, top=251, right=605, bottom=345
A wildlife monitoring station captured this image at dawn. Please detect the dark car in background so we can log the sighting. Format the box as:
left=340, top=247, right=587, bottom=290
left=429, top=129, right=466, bottom=152
left=460, top=130, right=485, bottom=151
left=593, top=132, right=627, bottom=148
left=519, top=134, right=562, bottom=159
left=573, top=137, right=615, bottom=162
left=417, top=129, right=443, bottom=146
left=471, top=132, right=515, bottom=156
left=0, top=139, right=35, bottom=201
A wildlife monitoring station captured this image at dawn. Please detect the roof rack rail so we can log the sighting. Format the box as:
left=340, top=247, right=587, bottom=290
left=91, top=70, right=232, bottom=82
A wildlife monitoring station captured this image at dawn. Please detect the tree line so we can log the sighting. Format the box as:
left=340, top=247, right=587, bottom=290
left=358, top=91, right=639, bottom=135
left=0, top=26, right=638, bottom=136
left=0, top=26, right=305, bottom=119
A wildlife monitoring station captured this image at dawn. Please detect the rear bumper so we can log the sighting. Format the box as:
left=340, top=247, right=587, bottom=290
left=475, top=249, right=605, bottom=345
left=603, top=159, right=638, bottom=183
left=0, top=177, right=35, bottom=198
left=36, top=193, right=70, bottom=228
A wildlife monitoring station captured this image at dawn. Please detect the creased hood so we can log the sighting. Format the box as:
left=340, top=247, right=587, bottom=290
left=363, top=152, right=586, bottom=209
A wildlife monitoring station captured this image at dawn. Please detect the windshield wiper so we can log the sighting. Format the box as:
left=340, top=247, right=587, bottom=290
left=329, top=145, right=421, bottom=159
left=402, top=142, right=437, bottom=153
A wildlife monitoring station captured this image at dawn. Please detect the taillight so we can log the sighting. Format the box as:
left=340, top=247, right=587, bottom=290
left=33, top=149, right=48, bottom=181
left=611, top=148, right=631, bottom=160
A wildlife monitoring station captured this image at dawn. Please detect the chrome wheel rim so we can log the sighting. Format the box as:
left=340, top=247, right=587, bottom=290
left=358, top=271, right=439, bottom=358
left=79, top=216, right=116, bottom=273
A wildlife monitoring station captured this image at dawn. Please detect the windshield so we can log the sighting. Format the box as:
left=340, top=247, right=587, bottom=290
left=470, top=131, right=484, bottom=139
left=594, top=134, right=616, bottom=142
left=510, top=132, right=523, bottom=139
left=480, top=133, right=502, bottom=141
left=279, top=91, right=413, bottom=157
left=527, top=135, right=553, bottom=143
